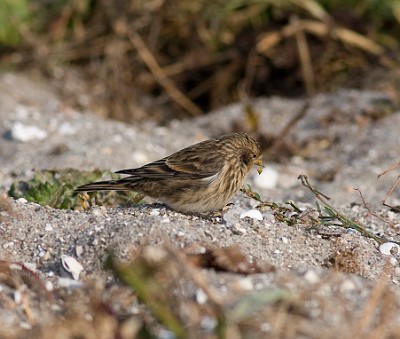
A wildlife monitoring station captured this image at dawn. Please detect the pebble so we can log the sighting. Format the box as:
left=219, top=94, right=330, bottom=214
left=232, top=223, right=247, bottom=235
left=303, top=270, right=320, bottom=284
left=379, top=242, right=400, bottom=256
left=75, top=245, right=84, bottom=257
left=253, top=167, right=279, bottom=189
left=161, top=216, right=170, bottom=223
left=196, top=288, right=208, bottom=304
left=260, top=322, right=272, bottom=333
left=10, top=122, right=47, bottom=141
left=237, top=277, right=254, bottom=290
left=92, top=207, right=105, bottom=217
left=200, top=316, right=217, bottom=331
left=19, top=322, right=32, bottom=330
left=340, top=279, right=357, bottom=293
left=14, top=290, right=22, bottom=304
left=281, top=236, right=289, bottom=244
left=3, top=241, right=14, bottom=249
left=46, top=281, right=54, bottom=291
left=58, top=277, right=84, bottom=289
left=240, top=209, right=263, bottom=221
left=38, top=245, right=46, bottom=257
left=223, top=207, right=243, bottom=225
left=45, top=223, right=54, bottom=231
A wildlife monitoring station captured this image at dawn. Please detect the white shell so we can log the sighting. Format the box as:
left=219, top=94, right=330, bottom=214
left=61, top=255, right=84, bottom=280
left=379, top=242, right=400, bottom=256
left=240, top=209, right=263, bottom=221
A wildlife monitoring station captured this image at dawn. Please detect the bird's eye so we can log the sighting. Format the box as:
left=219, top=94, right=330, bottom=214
left=253, top=154, right=257, bottom=158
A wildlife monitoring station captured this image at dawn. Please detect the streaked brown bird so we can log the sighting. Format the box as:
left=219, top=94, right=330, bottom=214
left=75, top=132, right=263, bottom=213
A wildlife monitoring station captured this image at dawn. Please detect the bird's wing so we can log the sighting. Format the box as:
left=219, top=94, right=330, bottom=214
left=116, top=141, right=222, bottom=180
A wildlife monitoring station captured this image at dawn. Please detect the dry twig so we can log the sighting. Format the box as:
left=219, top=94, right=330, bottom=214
left=129, top=30, right=203, bottom=117
left=378, top=162, right=400, bottom=210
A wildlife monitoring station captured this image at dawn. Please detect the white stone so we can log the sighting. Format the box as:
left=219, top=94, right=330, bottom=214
left=379, top=242, right=400, bottom=256
left=11, top=122, right=47, bottom=141
left=303, top=270, right=320, bottom=284
left=45, top=223, right=53, bottom=231
left=253, top=167, right=279, bottom=189
left=196, top=288, right=208, bottom=304
left=46, top=281, right=54, bottom=291
left=58, top=277, right=84, bottom=289
left=150, top=209, right=160, bottom=216
left=281, top=236, right=289, bottom=244
left=240, top=209, right=263, bottom=221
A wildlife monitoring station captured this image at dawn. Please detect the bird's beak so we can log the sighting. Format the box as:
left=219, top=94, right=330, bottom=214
left=255, top=158, right=264, bottom=174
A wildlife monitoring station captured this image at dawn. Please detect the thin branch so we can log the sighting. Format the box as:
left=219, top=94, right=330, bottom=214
left=299, top=175, right=397, bottom=245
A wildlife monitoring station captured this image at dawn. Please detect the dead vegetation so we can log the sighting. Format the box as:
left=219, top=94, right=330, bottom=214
left=2, top=0, right=400, bottom=123
left=1, top=241, right=400, bottom=339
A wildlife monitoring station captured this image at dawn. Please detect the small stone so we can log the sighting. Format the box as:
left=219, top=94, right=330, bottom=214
left=10, top=122, right=47, bottom=141
left=200, top=316, right=217, bottom=331
left=38, top=245, right=46, bottom=257
left=58, top=277, right=84, bottom=289
left=3, top=241, right=14, bottom=249
left=196, top=288, right=208, bottom=304
left=14, top=290, right=22, bottom=304
left=92, top=208, right=105, bottom=217
left=75, top=245, right=84, bottom=257
left=281, top=236, right=289, bottom=244
left=303, top=270, right=320, bottom=284
left=240, top=209, right=263, bottom=221
left=340, top=279, right=356, bottom=293
left=379, top=242, right=400, bottom=256
left=20, top=322, right=32, bottom=330
left=46, top=281, right=54, bottom=291
left=232, top=223, right=247, bottom=235
left=43, top=251, right=51, bottom=261
left=237, top=277, right=254, bottom=290
left=260, top=322, right=272, bottom=333
left=254, top=167, right=279, bottom=189
left=45, top=223, right=53, bottom=231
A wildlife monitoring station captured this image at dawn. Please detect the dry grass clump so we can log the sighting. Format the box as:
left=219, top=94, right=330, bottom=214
left=2, top=0, right=400, bottom=123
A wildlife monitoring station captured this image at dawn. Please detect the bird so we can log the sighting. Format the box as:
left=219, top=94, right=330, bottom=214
left=75, top=132, right=263, bottom=213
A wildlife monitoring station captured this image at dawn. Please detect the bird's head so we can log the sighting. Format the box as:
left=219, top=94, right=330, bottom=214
left=220, top=132, right=263, bottom=174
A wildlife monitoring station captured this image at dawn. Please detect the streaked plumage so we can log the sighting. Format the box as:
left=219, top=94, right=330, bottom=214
left=75, top=132, right=263, bottom=213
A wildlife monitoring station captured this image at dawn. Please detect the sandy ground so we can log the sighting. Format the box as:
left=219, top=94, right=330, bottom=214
left=1, top=72, right=400, bottom=338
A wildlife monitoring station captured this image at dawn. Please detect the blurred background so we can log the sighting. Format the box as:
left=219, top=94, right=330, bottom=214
left=1, top=0, right=399, bottom=124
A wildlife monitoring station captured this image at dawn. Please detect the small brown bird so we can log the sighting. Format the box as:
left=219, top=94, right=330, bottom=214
left=75, top=132, right=263, bottom=213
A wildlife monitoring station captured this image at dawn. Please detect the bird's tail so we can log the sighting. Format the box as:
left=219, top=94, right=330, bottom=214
left=75, top=179, right=132, bottom=192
